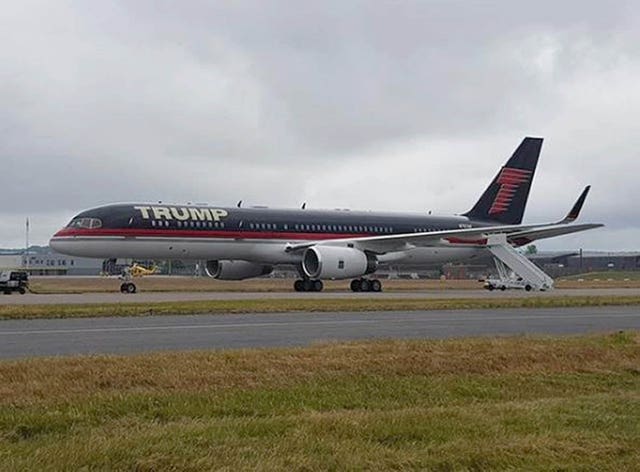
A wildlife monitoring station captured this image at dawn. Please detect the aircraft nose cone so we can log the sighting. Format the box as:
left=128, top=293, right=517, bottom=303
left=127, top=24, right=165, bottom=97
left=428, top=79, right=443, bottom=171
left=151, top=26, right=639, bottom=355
left=49, top=236, right=61, bottom=252
left=49, top=229, right=67, bottom=253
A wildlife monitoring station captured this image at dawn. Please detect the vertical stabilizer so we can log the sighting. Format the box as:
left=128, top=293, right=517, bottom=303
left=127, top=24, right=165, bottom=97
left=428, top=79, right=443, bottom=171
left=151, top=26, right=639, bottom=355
left=463, top=137, right=543, bottom=225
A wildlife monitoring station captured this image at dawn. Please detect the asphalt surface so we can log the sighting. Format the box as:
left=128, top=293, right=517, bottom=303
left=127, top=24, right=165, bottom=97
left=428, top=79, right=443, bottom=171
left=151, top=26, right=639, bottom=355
left=4, top=287, right=640, bottom=305
left=1, top=306, right=638, bottom=359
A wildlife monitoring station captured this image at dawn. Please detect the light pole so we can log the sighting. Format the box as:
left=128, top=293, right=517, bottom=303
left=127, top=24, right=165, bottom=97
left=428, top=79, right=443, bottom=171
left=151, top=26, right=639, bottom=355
left=25, top=217, right=30, bottom=272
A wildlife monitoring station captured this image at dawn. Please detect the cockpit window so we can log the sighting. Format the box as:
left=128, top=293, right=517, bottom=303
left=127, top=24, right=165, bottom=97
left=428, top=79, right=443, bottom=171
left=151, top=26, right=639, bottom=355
left=67, top=217, right=102, bottom=229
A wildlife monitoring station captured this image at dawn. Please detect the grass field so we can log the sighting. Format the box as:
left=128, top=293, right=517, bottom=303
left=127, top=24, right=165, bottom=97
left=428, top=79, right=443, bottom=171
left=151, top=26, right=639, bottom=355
left=25, top=274, right=640, bottom=294
left=0, top=332, right=638, bottom=470
left=3, top=295, right=640, bottom=320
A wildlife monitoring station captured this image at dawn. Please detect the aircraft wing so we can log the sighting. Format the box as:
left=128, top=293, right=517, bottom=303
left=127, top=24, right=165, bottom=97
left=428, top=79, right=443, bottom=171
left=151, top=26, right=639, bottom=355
left=287, top=222, right=601, bottom=254
left=286, top=186, right=602, bottom=254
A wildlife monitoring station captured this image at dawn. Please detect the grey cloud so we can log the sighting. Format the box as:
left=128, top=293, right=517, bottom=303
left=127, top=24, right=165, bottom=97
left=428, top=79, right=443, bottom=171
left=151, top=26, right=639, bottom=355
left=0, top=1, right=638, bottom=250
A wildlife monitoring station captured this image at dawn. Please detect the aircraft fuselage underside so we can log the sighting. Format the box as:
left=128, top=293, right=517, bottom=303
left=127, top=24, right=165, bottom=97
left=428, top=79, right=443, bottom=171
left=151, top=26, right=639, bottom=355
left=50, top=235, right=483, bottom=266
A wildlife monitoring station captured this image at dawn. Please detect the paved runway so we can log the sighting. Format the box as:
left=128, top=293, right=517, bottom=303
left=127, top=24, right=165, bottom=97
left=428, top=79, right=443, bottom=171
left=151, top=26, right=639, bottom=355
left=3, top=287, right=640, bottom=305
left=0, top=306, right=638, bottom=359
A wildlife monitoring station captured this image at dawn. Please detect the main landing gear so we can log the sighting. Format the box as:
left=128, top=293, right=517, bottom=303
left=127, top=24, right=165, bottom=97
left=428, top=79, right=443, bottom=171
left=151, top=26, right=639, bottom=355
left=294, top=279, right=324, bottom=292
left=120, top=282, right=137, bottom=294
left=350, top=278, right=382, bottom=292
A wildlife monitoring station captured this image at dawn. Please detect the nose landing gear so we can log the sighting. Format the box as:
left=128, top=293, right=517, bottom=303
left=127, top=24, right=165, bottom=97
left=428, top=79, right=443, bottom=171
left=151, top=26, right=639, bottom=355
left=120, top=282, right=137, bottom=294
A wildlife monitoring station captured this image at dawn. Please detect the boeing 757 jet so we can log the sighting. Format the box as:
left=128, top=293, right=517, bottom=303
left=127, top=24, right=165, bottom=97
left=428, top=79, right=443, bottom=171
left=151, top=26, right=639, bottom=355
left=50, top=137, right=602, bottom=293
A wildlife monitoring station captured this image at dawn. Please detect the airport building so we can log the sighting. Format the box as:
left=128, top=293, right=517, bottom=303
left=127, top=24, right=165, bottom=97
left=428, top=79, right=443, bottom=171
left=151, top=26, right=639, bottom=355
left=528, top=251, right=640, bottom=277
left=0, top=248, right=103, bottom=276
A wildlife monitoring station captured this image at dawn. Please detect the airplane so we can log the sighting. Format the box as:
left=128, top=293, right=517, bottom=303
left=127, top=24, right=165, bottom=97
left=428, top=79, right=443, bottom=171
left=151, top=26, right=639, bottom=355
left=50, top=137, right=603, bottom=293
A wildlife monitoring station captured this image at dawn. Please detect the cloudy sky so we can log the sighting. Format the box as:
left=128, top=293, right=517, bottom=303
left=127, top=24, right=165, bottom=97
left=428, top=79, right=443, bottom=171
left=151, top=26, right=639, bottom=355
left=1, top=1, right=638, bottom=250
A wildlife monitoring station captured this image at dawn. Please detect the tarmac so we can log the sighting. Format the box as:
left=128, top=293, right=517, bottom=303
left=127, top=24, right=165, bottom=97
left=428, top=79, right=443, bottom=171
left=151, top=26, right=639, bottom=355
left=2, top=287, right=640, bottom=305
left=0, top=306, right=638, bottom=359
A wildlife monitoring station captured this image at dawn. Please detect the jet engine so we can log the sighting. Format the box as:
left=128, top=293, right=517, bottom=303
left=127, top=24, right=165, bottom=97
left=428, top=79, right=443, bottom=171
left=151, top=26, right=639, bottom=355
left=205, top=260, right=273, bottom=280
left=302, top=246, right=378, bottom=280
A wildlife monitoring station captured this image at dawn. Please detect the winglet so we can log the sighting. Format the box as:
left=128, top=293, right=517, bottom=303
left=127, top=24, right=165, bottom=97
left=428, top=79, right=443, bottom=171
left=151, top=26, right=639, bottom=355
left=560, top=185, right=591, bottom=223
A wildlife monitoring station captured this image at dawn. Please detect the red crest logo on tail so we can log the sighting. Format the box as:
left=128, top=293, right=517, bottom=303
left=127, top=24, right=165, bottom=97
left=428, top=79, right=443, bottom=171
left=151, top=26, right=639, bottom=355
left=488, top=167, right=533, bottom=215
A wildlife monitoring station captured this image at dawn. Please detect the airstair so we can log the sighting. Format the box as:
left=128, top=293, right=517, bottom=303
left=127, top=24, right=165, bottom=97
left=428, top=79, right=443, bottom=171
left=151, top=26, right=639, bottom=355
left=485, top=234, right=554, bottom=291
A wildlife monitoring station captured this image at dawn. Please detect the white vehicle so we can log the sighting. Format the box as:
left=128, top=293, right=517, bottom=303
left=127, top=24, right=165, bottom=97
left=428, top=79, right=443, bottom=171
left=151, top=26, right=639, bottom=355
left=0, top=271, right=29, bottom=295
left=483, top=256, right=550, bottom=292
left=484, top=277, right=535, bottom=292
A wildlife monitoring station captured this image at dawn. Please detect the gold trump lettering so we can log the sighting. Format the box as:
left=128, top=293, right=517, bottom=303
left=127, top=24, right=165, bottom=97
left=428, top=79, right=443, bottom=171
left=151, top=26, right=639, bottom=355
left=134, top=206, right=228, bottom=222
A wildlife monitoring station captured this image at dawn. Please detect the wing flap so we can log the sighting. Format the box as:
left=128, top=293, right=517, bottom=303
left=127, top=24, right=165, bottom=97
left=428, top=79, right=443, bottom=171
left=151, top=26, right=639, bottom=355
left=507, top=223, right=603, bottom=245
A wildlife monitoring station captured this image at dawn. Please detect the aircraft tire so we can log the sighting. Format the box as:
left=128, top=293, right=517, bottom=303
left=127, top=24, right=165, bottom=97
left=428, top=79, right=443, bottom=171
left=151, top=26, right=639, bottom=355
left=525, top=284, right=532, bottom=292
left=360, top=279, right=370, bottom=292
left=500, top=285, right=506, bottom=291
left=350, top=279, right=361, bottom=292
left=294, top=279, right=304, bottom=292
left=312, top=280, right=323, bottom=292
left=302, top=279, right=313, bottom=292
left=370, top=279, right=382, bottom=292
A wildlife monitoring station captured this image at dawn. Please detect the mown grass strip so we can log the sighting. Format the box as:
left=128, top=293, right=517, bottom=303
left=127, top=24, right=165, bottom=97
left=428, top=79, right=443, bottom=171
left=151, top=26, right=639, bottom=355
left=0, top=332, right=638, bottom=470
left=1, top=295, right=640, bottom=320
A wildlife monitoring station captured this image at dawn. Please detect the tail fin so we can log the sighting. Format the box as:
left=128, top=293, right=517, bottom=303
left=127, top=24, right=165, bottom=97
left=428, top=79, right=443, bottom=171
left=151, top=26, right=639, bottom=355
left=463, top=137, right=543, bottom=225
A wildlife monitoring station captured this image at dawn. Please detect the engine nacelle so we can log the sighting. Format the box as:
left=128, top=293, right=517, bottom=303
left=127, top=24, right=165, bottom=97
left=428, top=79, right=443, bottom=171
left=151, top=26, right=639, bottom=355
left=205, top=260, right=273, bottom=280
left=302, top=246, right=377, bottom=280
